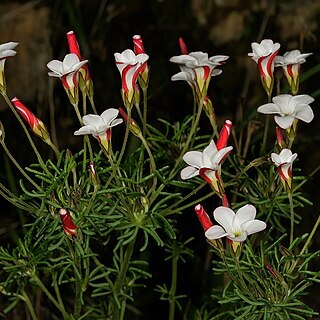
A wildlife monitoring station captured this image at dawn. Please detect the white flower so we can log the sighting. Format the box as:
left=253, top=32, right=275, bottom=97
left=248, top=39, right=280, bottom=63
left=181, top=140, right=232, bottom=196
left=0, top=42, right=18, bottom=60
left=205, top=205, right=267, bottom=242
left=74, top=108, right=123, bottom=136
left=275, top=50, right=312, bottom=67
left=47, top=53, right=88, bottom=78
left=257, top=94, right=314, bottom=129
left=170, top=52, right=228, bottom=97
left=271, top=149, right=297, bottom=186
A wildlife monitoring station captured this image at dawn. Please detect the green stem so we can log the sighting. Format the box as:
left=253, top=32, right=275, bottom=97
left=1, top=141, right=42, bottom=191
left=73, top=103, right=83, bottom=124
left=113, top=237, right=136, bottom=319
left=169, top=253, right=178, bottom=320
left=142, top=87, right=148, bottom=136
left=89, top=96, right=98, bottom=114
left=21, top=288, right=38, bottom=320
left=74, top=249, right=82, bottom=318
left=32, top=275, right=69, bottom=319
left=261, top=115, right=270, bottom=155
left=47, top=140, right=60, bottom=159
left=288, top=192, right=295, bottom=244
left=2, top=93, right=50, bottom=175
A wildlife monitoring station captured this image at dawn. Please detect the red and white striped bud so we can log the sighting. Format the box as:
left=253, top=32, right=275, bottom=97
left=59, top=208, right=77, bottom=238
left=66, top=31, right=93, bottom=99
left=275, top=126, right=285, bottom=149
left=12, top=97, right=50, bottom=143
left=89, top=162, right=100, bottom=187
left=133, top=35, right=150, bottom=89
left=194, top=204, right=213, bottom=231
left=217, top=120, right=232, bottom=150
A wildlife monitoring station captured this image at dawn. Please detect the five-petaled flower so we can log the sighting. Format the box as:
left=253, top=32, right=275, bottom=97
left=271, top=148, right=297, bottom=192
left=205, top=205, right=266, bottom=242
left=47, top=53, right=88, bottom=105
left=248, top=39, right=280, bottom=96
left=257, top=94, right=314, bottom=130
left=180, top=135, right=233, bottom=196
left=74, top=108, right=123, bottom=153
left=170, top=51, right=228, bottom=100
left=12, top=97, right=51, bottom=143
left=275, top=50, right=312, bottom=95
left=114, top=49, right=149, bottom=108
left=67, top=31, right=93, bottom=98
left=59, top=208, right=78, bottom=239
left=0, top=42, right=18, bottom=92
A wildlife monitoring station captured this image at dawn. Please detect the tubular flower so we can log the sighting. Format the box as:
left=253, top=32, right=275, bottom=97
left=114, top=49, right=149, bottom=109
left=216, top=120, right=232, bottom=150
left=257, top=94, right=314, bottom=130
left=12, top=97, right=51, bottom=143
left=74, top=108, right=123, bottom=153
left=0, top=42, right=18, bottom=93
left=180, top=139, right=233, bottom=196
left=271, top=148, right=297, bottom=192
left=275, top=50, right=312, bottom=95
left=170, top=51, right=229, bottom=100
left=47, top=53, right=88, bottom=105
left=194, top=204, right=213, bottom=231
left=59, top=208, right=77, bottom=239
left=248, top=39, right=280, bottom=96
left=133, top=35, right=150, bottom=89
left=67, top=31, right=93, bottom=98
left=205, top=205, right=266, bottom=242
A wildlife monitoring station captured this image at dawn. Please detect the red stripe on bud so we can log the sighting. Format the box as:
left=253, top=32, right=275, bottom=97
left=66, top=31, right=81, bottom=59
left=133, top=35, right=145, bottom=54
left=217, top=120, right=232, bottom=150
left=194, top=204, right=213, bottom=231
left=179, top=37, right=188, bottom=55
left=11, top=97, right=38, bottom=128
left=222, top=194, right=229, bottom=207
left=59, top=208, right=77, bottom=237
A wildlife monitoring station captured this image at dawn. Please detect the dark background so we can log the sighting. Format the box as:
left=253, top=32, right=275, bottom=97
left=0, top=0, right=319, bottom=318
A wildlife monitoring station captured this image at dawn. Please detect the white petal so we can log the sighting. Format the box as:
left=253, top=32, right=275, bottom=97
left=136, top=53, right=149, bottom=64
left=82, top=114, right=103, bottom=127
left=279, top=149, right=293, bottom=162
left=257, top=103, right=280, bottom=114
left=274, top=115, right=294, bottom=129
left=228, top=233, right=248, bottom=242
left=235, top=204, right=256, bottom=224
left=291, top=94, right=314, bottom=106
left=272, top=94, right=292, bottom=108
left=241, top=220, right=266, bottom=235
left=74, top=125, right=96, bottom=135
left=295, top=105, right=314, bottom=123
left=213, top=206, right=235, bottom=233
left=171, top=71, right=194, bottom=82
left=100, top=108, right=119, bottom=125
left=180, top=166, right=199, bottom=180
left=63, top=53, right=80, bottom=72
left=205, top=225, right=227, bottom=240
left=202, top=140, right=218, bottom=167
left=183, top=151, right=203, bottom=168
left=212, top=146, right=233, bottom=166
left=110, top=118, right=123, bottom=127
left=211, top=69, right=222, bottom=76
left=47, top=60, right=63, bottom=74
left=271, top=153, right=281, bottom=166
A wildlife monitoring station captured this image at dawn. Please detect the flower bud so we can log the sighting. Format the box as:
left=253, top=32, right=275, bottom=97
left=119, top=107, right=142, bottom=137
left=276, top=126, right=285, bottom=149
left=194, top=204, right=213, bottom=231
left=133, top=35, right=149, bottom=89
left=59, top=208, right=77, bottom=239
left=217, top=120, right=232, bottom=150
left=178, top=37, right=188, bottom=55
left=11, top=97, right=51, bottom=143
left=89, top=162, right=100, bottom=187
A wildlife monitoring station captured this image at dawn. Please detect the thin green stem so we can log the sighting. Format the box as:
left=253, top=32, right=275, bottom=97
left=261, top=115, right=270, bottom=155
left=32, top=275, right=69, bottom=319
left=2, top=93, right=50, bottom=175
left=21, top=288, right=38, bottom=320
left=73, top=103, right=83, bottom=125
left=142, top=87, right=148, bottom=136
left=47, top=140, right=60, bottom=159
left=288, top=192, right=295, bottom=244
left=89, top=96, right=98, bottom=114
left=1, top=141, right=42, bottom=191
left=169, top=253, right=178, bottom=320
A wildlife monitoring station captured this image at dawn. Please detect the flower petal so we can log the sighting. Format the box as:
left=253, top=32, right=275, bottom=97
left=100, top=108, right=119, bottom=125
left=205, top=225, right=227, bottom=240
left=257, top=103, right=280, bottom=114
left=180, top=166, right=199, bottom=180
left=291, top=94, right=314, bottom=106
left=241, top=220, right=266, bottom=235
left=82, top=114, right=104, bottom=127
left=47, top=60, right=63, bottom=74
left=110, top=118, right=123, bottom=127
left=74, top=125, right=96, bottom=135
left=295, top=105, right=314, bottom=123
left=274, top=115, right=294, bottom=129
left=213, top=206, right=235, bottom=233
left=236, top=204, right=256, bottom=224
left=183, top=151, right=203, bottom=168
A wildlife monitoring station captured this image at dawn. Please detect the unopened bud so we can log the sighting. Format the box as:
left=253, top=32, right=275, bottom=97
left=178, top=37, right=188, bottom=55
left=59, top=208, right=77, bottom=239
left=194, top=204, right=213, bottom=231
left=119, top=107, right=142, bottom=137
left=89, top=162, right=100, bottom=187
left=217, top=120, right=232, bottom=150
